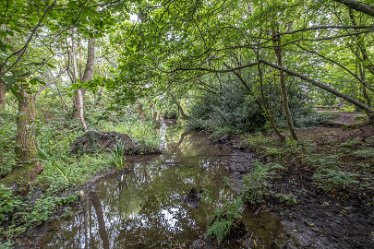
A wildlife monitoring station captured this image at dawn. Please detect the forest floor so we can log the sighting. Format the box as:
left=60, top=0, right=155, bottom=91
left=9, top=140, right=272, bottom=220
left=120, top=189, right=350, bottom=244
left=236, top=119, right=374, bottom=248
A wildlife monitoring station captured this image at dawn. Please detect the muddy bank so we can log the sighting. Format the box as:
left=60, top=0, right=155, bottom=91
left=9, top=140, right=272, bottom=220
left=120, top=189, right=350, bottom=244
left=224, top=125, right=374, bottom=249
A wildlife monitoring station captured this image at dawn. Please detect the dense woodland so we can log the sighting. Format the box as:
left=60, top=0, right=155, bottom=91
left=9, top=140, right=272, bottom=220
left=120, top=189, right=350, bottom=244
left=0, top=0, right=374, bottom=248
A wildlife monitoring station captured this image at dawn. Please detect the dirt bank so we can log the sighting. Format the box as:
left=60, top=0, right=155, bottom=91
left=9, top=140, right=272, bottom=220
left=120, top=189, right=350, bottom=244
left=233, top=125, right=374, bottom=249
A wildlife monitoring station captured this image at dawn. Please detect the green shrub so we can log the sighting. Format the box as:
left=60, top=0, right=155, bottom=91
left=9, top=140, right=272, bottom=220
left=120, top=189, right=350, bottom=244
left=274, top=193, right=298, bottom=205
left=189, top=80, right=265, bottom=134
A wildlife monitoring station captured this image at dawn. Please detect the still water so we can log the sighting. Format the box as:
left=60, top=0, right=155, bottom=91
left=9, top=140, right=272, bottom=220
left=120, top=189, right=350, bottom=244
left=39, top=126, right=287, bottom=248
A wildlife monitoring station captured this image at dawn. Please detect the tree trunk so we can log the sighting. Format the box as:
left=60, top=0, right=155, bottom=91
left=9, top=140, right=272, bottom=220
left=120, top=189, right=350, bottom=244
left=73, top=88, right=88, bottom=130
left=14, top=90, right=42, bottom=181
left=0, top=79, right=5, bottom=107
left=272, top=33, right=298, bottom=141
left=257, top=62, right=286, bottom=142
left=176, top=101, right=190, bottom=119
left=73, top=38, right=95, bottom=131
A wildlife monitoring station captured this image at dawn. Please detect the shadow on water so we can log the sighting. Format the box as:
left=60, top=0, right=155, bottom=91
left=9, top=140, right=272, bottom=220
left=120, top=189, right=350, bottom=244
left=39, top=123, right=288, bottom=248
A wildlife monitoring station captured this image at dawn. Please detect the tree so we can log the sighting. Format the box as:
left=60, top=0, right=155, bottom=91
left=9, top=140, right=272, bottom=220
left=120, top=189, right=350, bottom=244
left=0, top=0, right=120, bottom=182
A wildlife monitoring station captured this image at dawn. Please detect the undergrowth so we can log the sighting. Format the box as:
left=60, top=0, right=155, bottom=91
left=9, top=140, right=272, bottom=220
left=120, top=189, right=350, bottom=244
left=206, top=197, right=244, bottom=244
left=0, top=106, right=160, bottom=246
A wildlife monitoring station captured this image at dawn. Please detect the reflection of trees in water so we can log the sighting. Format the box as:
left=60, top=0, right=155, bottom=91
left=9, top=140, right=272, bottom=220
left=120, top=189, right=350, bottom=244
left=41, top=133, right=238, bottom=249
left=89, top=190, right=110, bottom=249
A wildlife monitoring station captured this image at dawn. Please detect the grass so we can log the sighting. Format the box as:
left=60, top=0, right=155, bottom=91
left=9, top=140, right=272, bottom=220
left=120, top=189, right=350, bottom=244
left=97, top=119, right=160, bottom=153
left=0, top=106, right=160, bottom=247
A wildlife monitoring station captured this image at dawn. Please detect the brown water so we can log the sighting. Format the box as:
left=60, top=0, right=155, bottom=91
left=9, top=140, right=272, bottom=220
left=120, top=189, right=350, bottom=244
left=39, top=129, right=287, bottom=249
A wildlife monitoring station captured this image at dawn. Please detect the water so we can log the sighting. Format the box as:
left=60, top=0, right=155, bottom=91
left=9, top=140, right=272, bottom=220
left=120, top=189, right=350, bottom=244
left=39, top=127, right=287, bottom=248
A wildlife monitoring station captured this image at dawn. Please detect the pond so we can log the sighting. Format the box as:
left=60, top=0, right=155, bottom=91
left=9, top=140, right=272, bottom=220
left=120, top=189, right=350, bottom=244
left=39, top=124, right=288, bottom=248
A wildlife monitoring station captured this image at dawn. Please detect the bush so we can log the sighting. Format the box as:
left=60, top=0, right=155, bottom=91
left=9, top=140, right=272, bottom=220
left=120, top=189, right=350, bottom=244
left=189, top=80, right=265, bottom=133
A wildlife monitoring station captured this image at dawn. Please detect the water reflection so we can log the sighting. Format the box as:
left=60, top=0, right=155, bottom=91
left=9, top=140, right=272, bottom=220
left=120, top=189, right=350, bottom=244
left=40, top=132, right=286, bottom=249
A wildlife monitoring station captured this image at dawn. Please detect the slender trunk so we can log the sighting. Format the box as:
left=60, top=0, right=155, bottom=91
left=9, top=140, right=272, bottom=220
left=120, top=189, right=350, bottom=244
left=231, top=65, right=285, bottom=141
left=0, top=79, right=5, bottom=107
left=272, top=32, right=298, bottom=141
left=14, top=90, right=42, bottom=181
left=136, top=101, right=145, bottom=120
left=257, top=62, right=286, bottom=142
left=176, top=101, right=190, bottom=120
left=73, top=88, right=87, bottom=130
left=73, top=38, right=95, bottom=131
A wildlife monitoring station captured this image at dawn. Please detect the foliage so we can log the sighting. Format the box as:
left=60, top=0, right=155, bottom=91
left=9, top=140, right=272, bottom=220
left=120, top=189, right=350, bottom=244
left=0, top=101, right=160, bottom=243
left=189, top=80, right=265, bottom=134
left=313, top=168, right=358, bottom=192
left=352, top=148, right=374, bottom=159
left=242, top=161, right=284, bottom=205
left=111, top=138, right=126, bottom=169
left=206, top=197, right=243, bottom=244
left=98, top=118, right=160, bottom=154
left=0, top=185, right=22, bottom=224
left=274, top=193, right=298, bottom=205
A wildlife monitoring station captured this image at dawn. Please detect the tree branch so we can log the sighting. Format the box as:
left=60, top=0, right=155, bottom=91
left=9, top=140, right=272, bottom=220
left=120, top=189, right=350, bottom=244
left=259, top=59, right=374, bottom=115
left=333, top=0, right=374, bottom=17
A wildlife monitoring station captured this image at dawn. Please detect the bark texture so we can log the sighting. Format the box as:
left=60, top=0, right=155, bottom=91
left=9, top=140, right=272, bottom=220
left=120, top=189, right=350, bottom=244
left=14, top=90, right=42, bottom=181
left=0, top=79, right=5, bottom=107
left=72, top=38, right=95, bottom=131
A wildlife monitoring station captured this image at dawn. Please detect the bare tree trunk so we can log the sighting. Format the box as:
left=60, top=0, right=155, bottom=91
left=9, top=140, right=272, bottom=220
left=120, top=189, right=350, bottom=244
left=0, top=79, right=5, bottom=107
left=14, top=90, right=42, bottom=181
left=73, top=38, right=95, bottom=131
left=272, top=32, right=298, bottom=141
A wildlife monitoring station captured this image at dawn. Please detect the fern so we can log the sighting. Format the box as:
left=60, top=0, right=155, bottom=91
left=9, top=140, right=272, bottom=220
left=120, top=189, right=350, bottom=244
left=207, top=218, right=233, bottom=244
left=313, top=168, right=358, bottom=192
left=206, top=197, right=243, bottom=244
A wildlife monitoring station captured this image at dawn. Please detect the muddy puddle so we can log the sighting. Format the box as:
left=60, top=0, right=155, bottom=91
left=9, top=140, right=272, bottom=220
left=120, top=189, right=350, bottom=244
left=38, top=125, right=288, bottom=248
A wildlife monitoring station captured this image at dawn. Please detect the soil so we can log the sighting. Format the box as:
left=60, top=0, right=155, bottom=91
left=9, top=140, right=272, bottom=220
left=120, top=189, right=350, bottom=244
left=70, top=131, right=136, bottom=154
left=232, top=124, right=374, bottom=249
